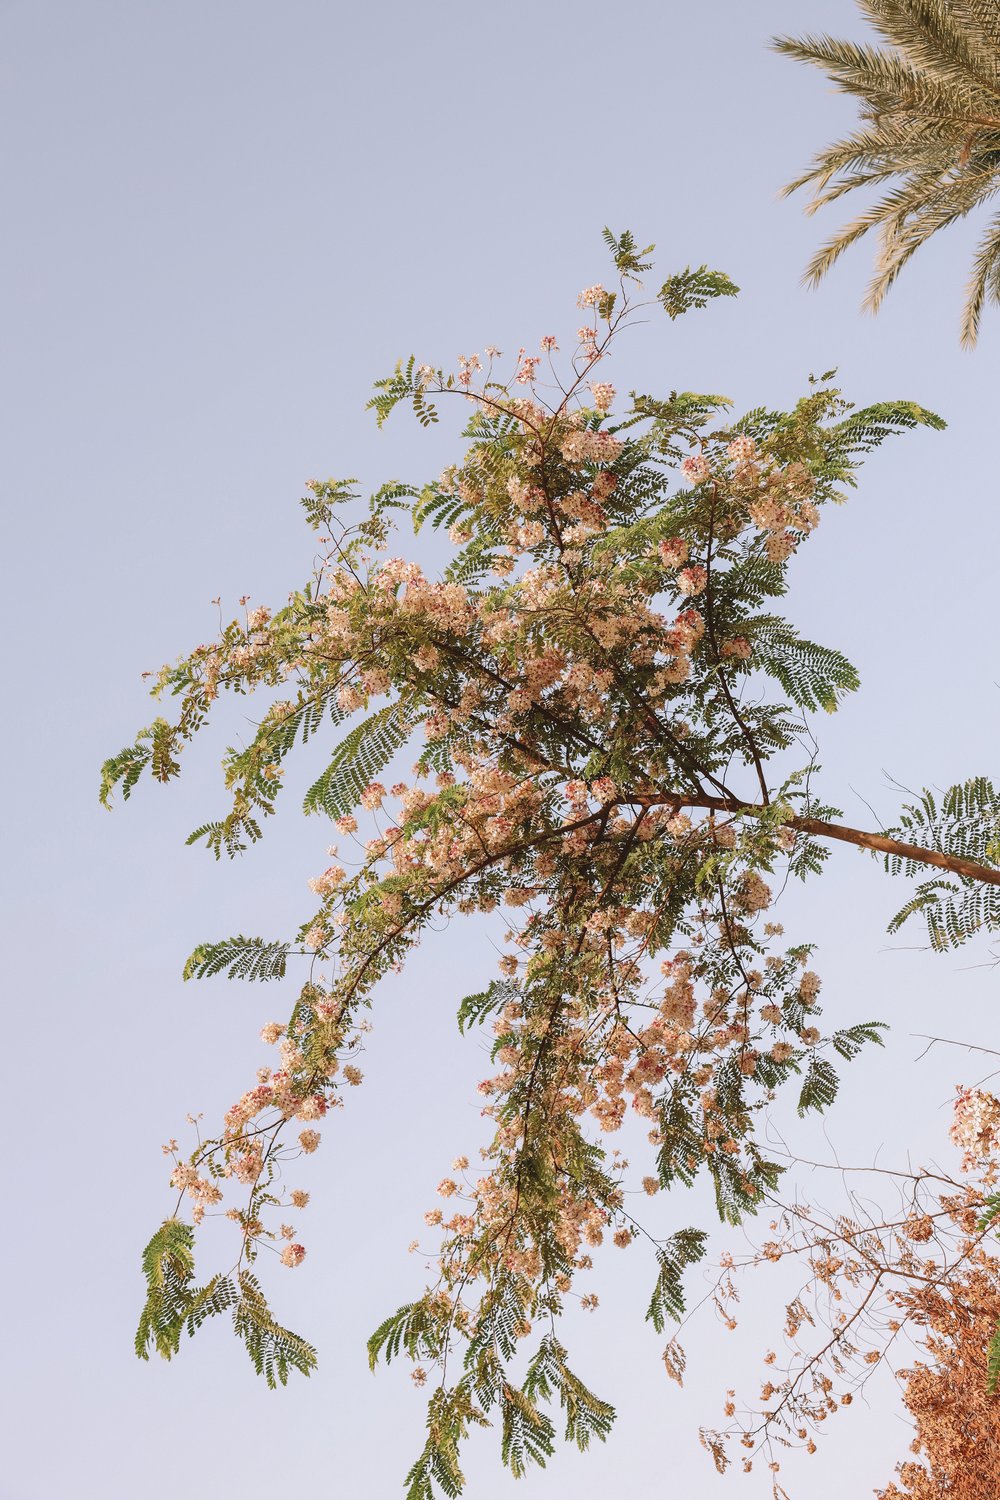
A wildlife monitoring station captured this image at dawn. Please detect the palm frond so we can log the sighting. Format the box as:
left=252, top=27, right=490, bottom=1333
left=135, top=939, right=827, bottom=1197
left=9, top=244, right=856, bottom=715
left=777, top=1, right=1000, bottom=342
left=962, top=207, right=1000, bottom=343
left=860, top=1, right=1000, bottom=96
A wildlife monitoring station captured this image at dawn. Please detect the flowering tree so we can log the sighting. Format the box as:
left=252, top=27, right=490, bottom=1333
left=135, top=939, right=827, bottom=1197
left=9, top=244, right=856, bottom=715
left=103, top=231, right=1000, bottom=1497
left=691, top=1083, right=1000, bottom=1489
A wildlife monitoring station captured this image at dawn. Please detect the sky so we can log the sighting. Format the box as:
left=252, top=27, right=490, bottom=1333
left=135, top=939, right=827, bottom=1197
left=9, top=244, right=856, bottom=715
left=2, top=1, right=999, bottom=1497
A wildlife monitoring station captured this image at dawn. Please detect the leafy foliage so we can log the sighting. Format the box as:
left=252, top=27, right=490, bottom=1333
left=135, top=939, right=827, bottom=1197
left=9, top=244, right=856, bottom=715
left=303, top=702, right=414, bottom=820
left=232, top=1271, right=318, bottom=1389
left=645, top=1228, right=709, bottom=1333
left=136, top=1223, right=315, bottom=1389
left=103, top=231, right=997, bottom=1497
left=182, top=936, right=291, bottom=983
left=752, top=618, right=860, bottom=713
left=885, top=779, right=1000, bottom=948
left=456, top=978, right=521, bottom=1035
left=777, top=0, right=1000, bottom=343
left=135, top=1220, right=236, bottom=1361
left=658, top=265, right=740, bottom=319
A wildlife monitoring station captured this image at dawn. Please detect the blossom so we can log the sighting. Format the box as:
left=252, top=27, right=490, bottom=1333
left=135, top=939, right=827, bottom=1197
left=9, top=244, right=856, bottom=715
left=798, top=971, right=821, bottom=1004
left=766, top=531, right=797, bottom=563
left=677, top=565, right=708, bottom=597
left=950, top=1086, right=1000, bottom=1170
left=308, top=864, right=346, bottom=895
left=681, top=454, right=710, bottom=485
left=727, top=434, right=757, bottom=462
left=298, top=1129, right=321, bottom=1154
left=658, top=537, right=688, bottom=568
left=280, top=1243, right=307, bottom=1268
left=296, top=1094, right=328, bottom=1121
left=360, top=782, right=386, bottom=810
left=260, top=1021, right=284, bottom=1045
left=589, top=382, right=615, bottom=412
left=736, top=872, right=772, bottom=914
left=577, top=283, right=607, bottom=308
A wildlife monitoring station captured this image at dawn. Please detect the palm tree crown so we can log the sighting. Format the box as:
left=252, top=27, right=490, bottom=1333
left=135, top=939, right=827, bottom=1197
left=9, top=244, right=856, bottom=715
left=776, top=0, right=1000, bottom=346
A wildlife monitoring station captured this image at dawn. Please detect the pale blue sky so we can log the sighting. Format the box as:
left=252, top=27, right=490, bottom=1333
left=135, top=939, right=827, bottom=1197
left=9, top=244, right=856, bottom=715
left=3, top=2, right=998, bottom=1497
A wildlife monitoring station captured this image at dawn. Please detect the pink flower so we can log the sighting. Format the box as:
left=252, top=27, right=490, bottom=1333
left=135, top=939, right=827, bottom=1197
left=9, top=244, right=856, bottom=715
left=680, top=454, right=710, bottom=485
left=658, top=537, right=688, bottom=569
left=577, top=284, right=607, bottom=309
left=677, top=565, right=708, bottom=597
left=951, top=1086, right=1000, bottom=1170
left=280, top=1243, right=307, bottom=1268
left=727, top=434, right=757, bottom=462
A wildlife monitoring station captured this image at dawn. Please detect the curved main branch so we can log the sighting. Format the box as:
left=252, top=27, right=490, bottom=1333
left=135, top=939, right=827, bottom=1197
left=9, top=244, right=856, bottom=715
left=633, top=793, right=1000, bottom=888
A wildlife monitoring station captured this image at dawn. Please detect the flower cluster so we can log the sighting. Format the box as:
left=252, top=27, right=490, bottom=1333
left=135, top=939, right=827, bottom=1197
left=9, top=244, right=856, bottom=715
left=107, top=234, right=945, bottom=1493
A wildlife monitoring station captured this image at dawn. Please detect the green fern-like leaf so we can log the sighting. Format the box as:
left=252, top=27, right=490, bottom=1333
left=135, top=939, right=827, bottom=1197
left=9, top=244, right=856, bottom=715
left=457, top=978, right=521, bottom=1035
left=602, top=226, right=656, bottom=278
left=831, top=1020, right=887, bottom=1060
left=135, top=1219, right=198, bottom=1361
left=645, top=1227, right=709, bottom=1333
left=182, top=936, right=290, bottom=982
left=303, top=702, right=414, bottom=820
left=658, top=266, right=740, bottom=320
left=185, top=813, right=263, bottom=860
left=135, top=1221, right=236, bottom=1363
left=751, top=618, right=860, bottom=713
left=367, top=1300, right=440, bottom=1369
left=233, top=1271, right=317, bottom=1389
left=797, top=1054, right=840, bottom=1116
left=884, top=778, right=1000, bottom=948
left=99, top=741, right=153, bottom=806
left=499, top=1383, right=556, bottom=1477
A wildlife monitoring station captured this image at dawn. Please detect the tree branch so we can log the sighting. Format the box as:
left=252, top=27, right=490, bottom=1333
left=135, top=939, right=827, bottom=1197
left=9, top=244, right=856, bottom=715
left=628, top=793, right=1000, bottom=888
